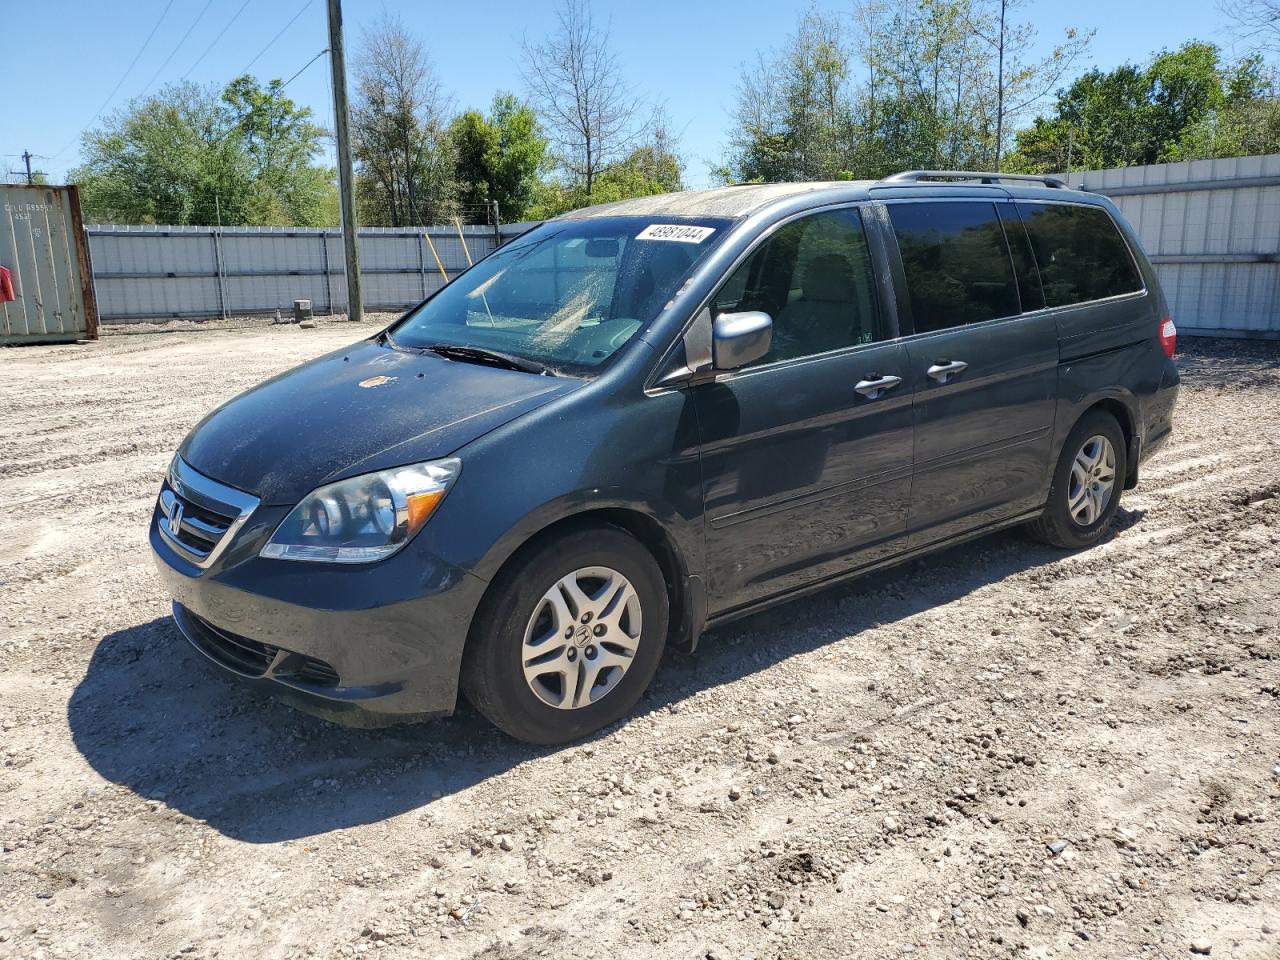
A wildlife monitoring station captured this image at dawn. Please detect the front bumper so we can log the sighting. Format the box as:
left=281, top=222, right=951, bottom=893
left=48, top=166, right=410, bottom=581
left=150, top=502, right=490, bottom=725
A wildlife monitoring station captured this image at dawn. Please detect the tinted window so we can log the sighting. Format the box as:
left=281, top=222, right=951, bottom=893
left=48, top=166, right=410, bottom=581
left=1016, top=202, right=1143, bottom=306
left=889, top=201, right=1020, bottom=333
left=998, top=204, right=1045, bottom=312
left=713, top=209, right=881, bottom=365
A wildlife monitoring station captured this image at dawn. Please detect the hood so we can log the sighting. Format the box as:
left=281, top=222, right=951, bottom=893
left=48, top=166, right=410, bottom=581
left=180, top=340, right=580, bottom=504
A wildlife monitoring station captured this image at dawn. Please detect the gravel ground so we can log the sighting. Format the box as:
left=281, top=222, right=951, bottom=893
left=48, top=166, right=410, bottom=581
left=1, top=321, right=1278, bottom=960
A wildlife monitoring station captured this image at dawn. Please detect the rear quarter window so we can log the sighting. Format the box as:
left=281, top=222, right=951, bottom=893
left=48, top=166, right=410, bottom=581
left=1015, top=202, right=1144, bottom=306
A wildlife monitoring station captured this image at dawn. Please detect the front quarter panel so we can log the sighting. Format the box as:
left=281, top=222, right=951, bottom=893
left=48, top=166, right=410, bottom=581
left=413, top=357, right=705, bottom=590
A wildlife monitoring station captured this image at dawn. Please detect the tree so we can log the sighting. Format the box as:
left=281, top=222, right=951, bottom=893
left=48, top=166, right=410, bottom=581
left=1005, top=66, right=1147, bottom=172
left=856, top=0, right=993, bottom=174
left=719, top=0, right=1090, bottom=182
left=222, top=76, right=334, bottom=226
left=1005, top=42, right=1280, bottom=172
left=964, top=0, right=1092, bottom=169
left=71, top=79, right=334, bottom=226
left=450, top=94, right=548, bottom=223
left=722, top=7, right=857, bottom=183
left=1220, top=0, right=1280, bottom=58
left=521, top=0, right=645, bottom=198
left=352, top=14, right=456, bottom=226
left=528, top=124, right=683, bottom=219
left=591, top=123, right=684, bottom=202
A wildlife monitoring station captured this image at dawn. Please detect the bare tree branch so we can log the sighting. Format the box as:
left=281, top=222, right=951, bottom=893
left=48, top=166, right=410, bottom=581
left=521, top=0, right=644, bottom=196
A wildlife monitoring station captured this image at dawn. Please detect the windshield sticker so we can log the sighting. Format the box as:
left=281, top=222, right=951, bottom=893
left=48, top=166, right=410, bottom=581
left=635, top=224, right=716, bottom=243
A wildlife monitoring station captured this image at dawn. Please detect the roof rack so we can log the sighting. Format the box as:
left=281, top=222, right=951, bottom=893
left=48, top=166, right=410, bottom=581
left=880, top=170, right=1067, bottom=189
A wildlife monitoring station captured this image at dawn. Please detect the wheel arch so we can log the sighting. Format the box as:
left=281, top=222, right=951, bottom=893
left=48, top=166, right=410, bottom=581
left=467, top=506, right=704, bottom=657
left=1080, top=396, right=1140, bottom=489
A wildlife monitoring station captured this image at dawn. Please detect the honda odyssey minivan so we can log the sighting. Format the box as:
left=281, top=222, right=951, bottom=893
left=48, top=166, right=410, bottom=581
left=151, top=171, right=1179, bottom=744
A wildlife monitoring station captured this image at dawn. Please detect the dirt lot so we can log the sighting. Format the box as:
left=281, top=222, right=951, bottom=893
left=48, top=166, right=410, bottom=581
left=1, top=320, right=1278, bottom=960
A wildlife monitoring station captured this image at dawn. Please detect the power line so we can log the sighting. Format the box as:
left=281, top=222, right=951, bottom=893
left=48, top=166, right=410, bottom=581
left=138, top=0, right=218, bottom=97
left=49, top=0, right=178, bottom=158
left=241, top=0, right=316, bottom=76
left=282, top=48, right=331, bottom=89
left=182, top=0, right=254, bottom=80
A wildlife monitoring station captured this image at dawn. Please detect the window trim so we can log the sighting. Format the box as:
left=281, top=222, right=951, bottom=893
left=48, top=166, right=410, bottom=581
left=644, top=201, right=899, bottom=391
left=1012, top=198, right=1149, bottom=308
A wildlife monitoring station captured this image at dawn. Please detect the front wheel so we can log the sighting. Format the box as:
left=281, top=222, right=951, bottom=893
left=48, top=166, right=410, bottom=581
left=460, top=526, right=669, bottom=744
left=1027, top=410, right=1127, bottom=549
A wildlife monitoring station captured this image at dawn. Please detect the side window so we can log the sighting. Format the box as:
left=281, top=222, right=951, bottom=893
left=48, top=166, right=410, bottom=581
left=888, top=201, right=1021, bottom=333
left=1016, top=202, right=1144, bottom=306
left=998, top=204, right=1046, bottom=313
left=713, top=208, right=881, bottom=365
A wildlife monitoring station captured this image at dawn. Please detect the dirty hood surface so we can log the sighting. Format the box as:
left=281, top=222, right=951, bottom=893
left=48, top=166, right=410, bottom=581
left=180, top=340, right=579, bottom=505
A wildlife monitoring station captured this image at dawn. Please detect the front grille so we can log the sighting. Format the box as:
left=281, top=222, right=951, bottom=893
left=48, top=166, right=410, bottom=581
left=177, top=605, right=340, bottom=688
left=157, top=458, right=259, bottom=569
left=159, top=486, right=236, bottom=557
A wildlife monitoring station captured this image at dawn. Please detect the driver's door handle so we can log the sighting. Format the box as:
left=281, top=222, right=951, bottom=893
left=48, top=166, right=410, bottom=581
left=926, top=359, right=969, bottom=383
left=854, top=373, right=903, bottom=399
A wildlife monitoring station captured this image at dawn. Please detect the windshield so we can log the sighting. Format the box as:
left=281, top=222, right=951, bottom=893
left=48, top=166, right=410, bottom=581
left=391, top=215, right=731, bottom=373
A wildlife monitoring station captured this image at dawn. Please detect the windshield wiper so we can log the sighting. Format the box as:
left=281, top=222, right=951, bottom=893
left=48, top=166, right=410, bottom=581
left=423, top=344, right=550, bottom=375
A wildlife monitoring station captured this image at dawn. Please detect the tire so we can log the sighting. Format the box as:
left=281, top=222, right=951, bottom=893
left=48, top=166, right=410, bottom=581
left=1027, top=410, right=1128, bottom=549
left=460, top=526, right=669, bottom=745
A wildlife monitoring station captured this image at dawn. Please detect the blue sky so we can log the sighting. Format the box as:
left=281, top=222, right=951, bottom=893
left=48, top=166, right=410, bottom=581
left=1, top=0, right=1241, bottom=189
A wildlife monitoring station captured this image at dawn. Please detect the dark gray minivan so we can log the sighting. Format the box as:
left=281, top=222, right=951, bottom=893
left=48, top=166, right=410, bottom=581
left=151, top=171, right=1179, bottom=744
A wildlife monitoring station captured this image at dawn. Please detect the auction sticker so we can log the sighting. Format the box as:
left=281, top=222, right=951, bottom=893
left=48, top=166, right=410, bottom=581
left=635, top=224, right=716, bottom=243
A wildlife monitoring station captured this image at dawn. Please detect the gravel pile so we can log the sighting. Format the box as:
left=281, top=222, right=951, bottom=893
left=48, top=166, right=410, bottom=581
left=1, top=327, right=1277, bottom=959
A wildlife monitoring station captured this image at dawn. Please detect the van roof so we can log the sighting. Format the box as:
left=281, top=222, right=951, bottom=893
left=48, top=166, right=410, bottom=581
left=554, top=172, right=1104, bottom=223
left=554, top=182, right=875, bottom=221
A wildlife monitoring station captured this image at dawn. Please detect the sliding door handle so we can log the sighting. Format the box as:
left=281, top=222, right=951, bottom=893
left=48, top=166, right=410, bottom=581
left=854, top=373, right=903, bottom=399
left=927, top=359, right=968, bottom=383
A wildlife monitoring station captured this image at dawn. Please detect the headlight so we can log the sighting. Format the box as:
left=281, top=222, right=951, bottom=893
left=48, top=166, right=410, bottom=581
left=260, top=458, right=460, bottom=563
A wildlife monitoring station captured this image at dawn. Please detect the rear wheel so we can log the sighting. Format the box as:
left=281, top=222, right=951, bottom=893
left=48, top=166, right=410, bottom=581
left=461, top=526, right=668, bottom=744
left=1027, top=410, right=1127, bottom=549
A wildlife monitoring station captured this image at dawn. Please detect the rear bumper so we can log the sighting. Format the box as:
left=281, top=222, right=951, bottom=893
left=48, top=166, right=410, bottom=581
left=1138, top=355, right=1180, bottom=465
left=151, top=513, right=490, bottom=724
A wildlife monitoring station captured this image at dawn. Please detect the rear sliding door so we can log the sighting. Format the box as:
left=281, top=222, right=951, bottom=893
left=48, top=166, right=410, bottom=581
left=884, top=199, right=1059, bottom=546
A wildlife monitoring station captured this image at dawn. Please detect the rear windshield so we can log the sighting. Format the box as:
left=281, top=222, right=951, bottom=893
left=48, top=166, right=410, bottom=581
left=392, top=216, right=731, bottom=374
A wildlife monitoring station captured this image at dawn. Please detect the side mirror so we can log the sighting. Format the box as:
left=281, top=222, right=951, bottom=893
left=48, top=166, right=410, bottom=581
left=712, top=311, right=772, bottom=370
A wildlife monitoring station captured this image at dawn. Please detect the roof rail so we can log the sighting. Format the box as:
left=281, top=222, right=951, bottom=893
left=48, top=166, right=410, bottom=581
left=880, top=170, right=1067, bottom=189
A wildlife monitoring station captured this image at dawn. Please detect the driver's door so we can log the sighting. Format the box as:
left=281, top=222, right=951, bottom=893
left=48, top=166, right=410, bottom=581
left=692, top=208, right=917, bottom=613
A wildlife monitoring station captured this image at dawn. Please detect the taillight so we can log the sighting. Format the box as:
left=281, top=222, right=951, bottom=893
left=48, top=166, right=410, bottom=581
left=1158, top=315, right=1176, bottom=358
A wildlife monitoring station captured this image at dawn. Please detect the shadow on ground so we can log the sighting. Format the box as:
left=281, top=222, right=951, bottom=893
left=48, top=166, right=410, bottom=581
left=68, top=515, right=1138, bottom=844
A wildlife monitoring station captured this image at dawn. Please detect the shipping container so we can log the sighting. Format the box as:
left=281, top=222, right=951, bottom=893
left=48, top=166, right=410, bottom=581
left=1, top=184, right=98, bottom=345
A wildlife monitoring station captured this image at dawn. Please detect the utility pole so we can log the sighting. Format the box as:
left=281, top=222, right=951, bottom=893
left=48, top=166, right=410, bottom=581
left=8, top=151, right=46, bottom=185
left=327, top=0, right=363, bottom=323
left=1064, top=127, right=1074, bottom=186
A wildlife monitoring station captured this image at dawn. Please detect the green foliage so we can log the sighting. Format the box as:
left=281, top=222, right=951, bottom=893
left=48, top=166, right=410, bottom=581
left=721, top=0, right=1089, bottom=184
left=71, top=78, right=335, bottom=226
left=526, top=127, right=684, bottom=219
left=1006, top=43, right=1280, bottom=172
left=351, top=14, right=458, bottom=227
left=449, top=94, right=548, bottom=223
